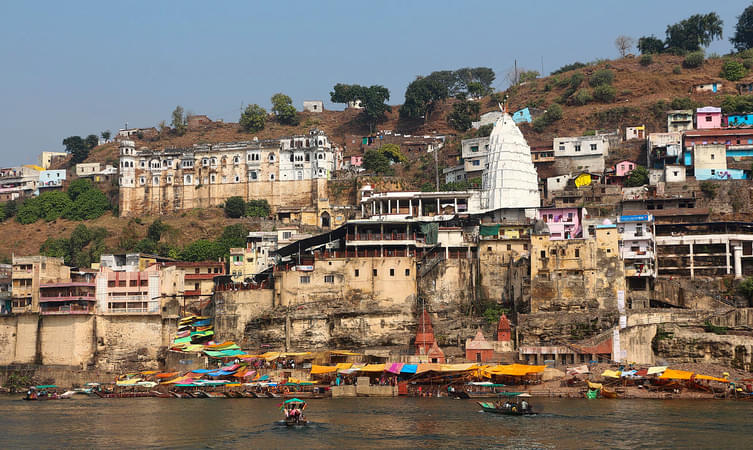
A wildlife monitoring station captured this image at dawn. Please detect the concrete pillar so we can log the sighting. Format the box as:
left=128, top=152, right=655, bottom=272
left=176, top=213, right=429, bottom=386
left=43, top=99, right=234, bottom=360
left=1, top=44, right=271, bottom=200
left=436, top=198, right=440, bottom=214
left=689, top=242, right=694, bottom=279
left=734, top=244, right=743, bottom=279
left=418, top=199, right=422, bottom=217
left=372, top=201, right=375, bottom=215
left=454, top=198, right=458, bottom=213
left=388, top=199, right=391, bottom=215
left=396, top=199, right=400, bottom=215
left=380, top=201, right=383, bottom=215
left=409, top=199, right=413, bottom=216
left=361, top=204, right=365, bottom=217
left=726, top=239, right=731, bottom=275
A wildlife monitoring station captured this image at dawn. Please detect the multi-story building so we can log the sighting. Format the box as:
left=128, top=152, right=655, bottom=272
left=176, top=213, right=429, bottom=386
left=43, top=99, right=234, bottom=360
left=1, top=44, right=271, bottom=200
left=95, top=265, right=183, bottom=314
left=118, top=130, right=342, bottom=227
left=617, top=214, right=656, bottom=306
left=98, top=253, right=174, bottom=272
left=229, top=232, right=278, bottom=282
left=648, top=132, right=683, bottom=168
left=39, top=270, right=97, bottom=315
left=552, top=134, right=609, bottom=173
left=0, top=264, right=10, bottom=315
left=666, top=110, right=693, bottom=132
left=530, top=220, right=625, bottom=313
left=38, top=151, right=68, bottom=169
left=695, top=106, right=723, bottom=129
left=11, top=256, right=69, bottom=313
left=159, top=261, right=224, bottom=311
left=37, top=169, right=66, bottom=194
left=460, top=136, right=490, bottom=179
left=0, top=166, right=41, bottom=202
left=537, top=207, right=583, bottom=240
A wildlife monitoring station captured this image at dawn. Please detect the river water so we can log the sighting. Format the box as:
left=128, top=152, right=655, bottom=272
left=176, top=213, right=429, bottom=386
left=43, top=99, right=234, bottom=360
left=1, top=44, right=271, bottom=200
left=1, top=396, right=751, bottom=448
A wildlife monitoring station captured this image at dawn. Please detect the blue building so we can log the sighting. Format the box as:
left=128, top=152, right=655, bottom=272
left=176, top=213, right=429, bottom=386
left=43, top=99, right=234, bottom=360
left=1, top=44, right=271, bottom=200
left=36, top=169, right=66, bottom=195
left=726, top=114, right=753, bottom=127
left=512, top=107, right=532, bottom=124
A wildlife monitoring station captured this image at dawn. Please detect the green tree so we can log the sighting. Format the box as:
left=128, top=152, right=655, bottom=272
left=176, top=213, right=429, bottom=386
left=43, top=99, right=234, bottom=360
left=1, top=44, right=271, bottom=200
left=246, top=199, right=270, bottom=217
left=62, top=136, right=89, bottom=164
left=637, top=36, right=665, bottom=54
left=358, top=85, right=391, bottom=133
left=67, top=178, right=93, bottom=201
left=476, top=123, right=494, bottom=137
left=66, top=188, right=110, bottom=220
left=732, top=4, right=753, bottom=51
left=101, top=130, right=111, bottom=141
left=181, top=240, right=225, bottom=262
left=224, top=196, right=246, bottom=218
left=454, top=67, right=495, bottom=94
left=593, top=85, right=617, bottom=103
left=624, top=166, right=650, bottom=187
left=37, top=191, right=73, bottom=221
left=171, top=105, right=187, bottom=135
left=40, top=237, right=69, bottom=259
left=379, top=144, right=407, bottom=163
left=589, top=69, right=615, bottom=87
left=447, top=100, right=481, bottom=131
left=16, top=197, right=42, bottom=224
left=572, top=89, right=593, bottom=106
left=518, top=70, right=539, bottom=83
left=639, top=54, right=654, bottom=66
left=271, top=93, right=299, bottom=125
left=683, top=50, right=705, bottom=68
left=216, top=224, right=250, bottom=253
left=330, top=83, right=361, bottom=103
left=239, top=104, right=266, bottom=132
left=739, top=275, right=753, bottom=301
left=400, top=76, right=449, bottom=121
left=363, top=150, right=394, bottom=175
left=720, top=60, right=748, bottom=81
left=665, top=13, right=724, bottom=52
left=147, top=219, right=168, bottom=242
left=84, top=134, right=99, bottom=149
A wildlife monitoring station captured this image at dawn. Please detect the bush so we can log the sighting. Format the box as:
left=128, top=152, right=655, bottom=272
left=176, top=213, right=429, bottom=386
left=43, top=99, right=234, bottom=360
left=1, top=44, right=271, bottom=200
left=720, top=60, right=748, bottom=81
left=16, top=197, right=42, bottom=224
left=639, top=54, right=653, bottom=66
left=673, top=66, right=682, bottom=74
left=739, top=276, right=753, bottom=301
left=700, top=181, right=717, bottom=198
left=572, top=89, right=593, bottom=106
left=363, top=149, right=394, bottom=175
left=224, top=196, right=246, bottom=218
left=476, top=123, right=493, bottom=137
left=670, top=97, right=698, bottom=110
left=65, top=189, right=110, bottom=220
left=589, top=69, right=615, bottom=87
left=624, top=166, right=649, bottom=187
left=246, top=199, right=270, bottom=217
left=532, top=104, right=563, bottom=131
left=683, top=51, right=705, bottom=68
left=593, top=85, right=616, bottom=102
left=551, top=62, right=587, bottom=75
left=744, top=58, right=753, bottom=70
left=568, top=73, right=585, bottom=90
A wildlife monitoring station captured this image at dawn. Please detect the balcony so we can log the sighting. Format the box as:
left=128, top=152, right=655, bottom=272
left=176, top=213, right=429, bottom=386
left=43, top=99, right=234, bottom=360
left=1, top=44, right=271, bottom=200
left=622, top=250, right=655, bottom=260
left=184, top=289, right=202, bottom=296
left=40, top=294, right=96, bottom=303
left=40, top=304, right=94, bottom=315
left=185, top=273, right=220, bottom=280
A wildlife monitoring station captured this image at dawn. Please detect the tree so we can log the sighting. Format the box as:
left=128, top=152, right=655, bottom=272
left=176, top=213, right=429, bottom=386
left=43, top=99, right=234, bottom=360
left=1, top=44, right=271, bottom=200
left=593, top=85, right=616, bottom=103
left=16, top=197, right=42, bottom=224
left=400, top=76, right=449, bottom=122
left=720, top=60, right=748, bottom=81
left=216, top=224, right=250, bottom=253
left=447, top=100, right=480, bottom=131
left=271, top=93, right=299, bottom=125
left=84, top=134, right=99, bottom=149
left=615, top=35, right=635, bottom=57
left=62, top=136, right=89, bottom=164
left=739, top=275, right=753, bottom=301
left=455, top=67, right=495, bottom=93
left=180, top=239, right=225, bottom=262
left=171, top=105, right=187, bottom=135
left=246, top=199, right=270, bottom=217
left=624, top=166, right=649, bottom=187
left=518, top=70, right=539, bottom=83
left=224, top=196, right=246, bottom=218
left=363, top=150, right=393, bottom=175
left=683, top=51, right=705, bottom=68
left=732, top=4, right=753, bottom=51
left=589, top=69, right=615, bottom=87
left=665, top=13, right=724, bottom=52
left=329, top=83, right=390, bottom=132
left=239, top=104, right=266, bottom=132
left=147, top=219, right=168, bottom=242
left=65, top=188, right=110, bottom=220
left=37, top=191, right=73, bottom=221
left=379, top=144, right=407, bottom=163
left=101, top=130, right=111, bottom=141
left=637, top=36, right=665, bottom=54
left=67, top=178, right=94, bottom=201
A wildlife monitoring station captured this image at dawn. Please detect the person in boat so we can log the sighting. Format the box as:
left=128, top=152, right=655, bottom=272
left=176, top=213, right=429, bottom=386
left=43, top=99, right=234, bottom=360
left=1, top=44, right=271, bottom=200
left=521, top=400, right=529, bottom=411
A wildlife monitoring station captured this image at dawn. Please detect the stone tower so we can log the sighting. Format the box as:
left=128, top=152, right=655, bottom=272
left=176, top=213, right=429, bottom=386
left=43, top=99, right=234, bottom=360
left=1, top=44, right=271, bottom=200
left=481, top=111, right=540, bottom=210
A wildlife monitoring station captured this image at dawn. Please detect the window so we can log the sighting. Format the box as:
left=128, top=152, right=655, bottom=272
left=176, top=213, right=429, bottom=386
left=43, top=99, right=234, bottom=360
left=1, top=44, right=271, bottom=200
left=233, top=156, right=240, bottom=165
left=300, top=276, right=310, bottom=284
left=249, top=171, right=258, bottom=181
left=710, top=154, right=715, bottom=160
left=705, top=115, right=712, bottom=122
left=506, top=244, right=511, bottom=251
left=139, top=176, right=145, bottom=185
left=324, top=275, right=334, bottom=283
left=269, top=153, right=275, bottom=162
left=389, top=268, right=395, bottom=276
left=487, top=246, right=492, bottom=252
left=270, top=174, right=275, bottom=181
left=523, top=244, right=528, bottom=251
left=373, top=269, right=378, bottom=276
left=540, top=250, right=546, bottom=259
left=210, top=174, right=216, bottom=184
left=575, top=249, right=580, bottom=258
left=559, top=145, right=565, bottom=151
left=590, top=144, right=597, bottom=151
left=574, top=144, right=581, bottom=152
left=473, top=160, right=480, bottom=166
left=152, top=176, right=159, bottom=186
left=184, top=175, right=193, bottom=184
left=405, top=269, right=410, bottom=276
left=354, top=269, right=359, bottom=277
left=471, top=145, right=479, bottom=153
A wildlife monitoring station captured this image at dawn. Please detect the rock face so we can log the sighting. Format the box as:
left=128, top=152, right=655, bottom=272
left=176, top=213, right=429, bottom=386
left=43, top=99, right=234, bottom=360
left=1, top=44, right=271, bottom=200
left=652, top=324, right=753, bottom=371
left=517, top=311, right=619, bottom=346
left=481, top=112, right=540, bottom=210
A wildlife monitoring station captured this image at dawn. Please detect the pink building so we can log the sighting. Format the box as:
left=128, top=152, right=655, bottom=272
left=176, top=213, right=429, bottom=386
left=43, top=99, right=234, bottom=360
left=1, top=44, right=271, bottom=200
left=350, top=155, right=363, bottom=167
left=537, top=207, right=582, bottom=240
left=696, top=107, right=722, bottom=129
left=614, top=160, right=636, bottom=177
left=95, top=265, right=182, bottom=314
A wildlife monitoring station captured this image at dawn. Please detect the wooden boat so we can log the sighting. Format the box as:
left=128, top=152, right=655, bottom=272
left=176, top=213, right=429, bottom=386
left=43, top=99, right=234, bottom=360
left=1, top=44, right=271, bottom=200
left=282, top=398, right=308, bottom=426
left=477, top=401, right=535, bottom=416
left=600, top=388, right=620, bottom=399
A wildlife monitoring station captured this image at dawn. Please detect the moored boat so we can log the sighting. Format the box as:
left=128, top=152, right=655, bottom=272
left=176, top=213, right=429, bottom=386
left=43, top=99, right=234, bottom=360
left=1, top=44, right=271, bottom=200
left=477, top=393, right=535, bottom=416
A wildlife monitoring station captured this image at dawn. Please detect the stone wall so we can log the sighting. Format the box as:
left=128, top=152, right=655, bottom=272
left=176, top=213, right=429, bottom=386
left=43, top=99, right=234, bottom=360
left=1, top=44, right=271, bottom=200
left=517, top=311, right=619, bottom=346
left=93, top=315, right=174, bottom=372
left=0, top=316, right=18, bottom=365
left=213, top=289, right=274, bottom=345
left=39, top=315, right=95, bottom=367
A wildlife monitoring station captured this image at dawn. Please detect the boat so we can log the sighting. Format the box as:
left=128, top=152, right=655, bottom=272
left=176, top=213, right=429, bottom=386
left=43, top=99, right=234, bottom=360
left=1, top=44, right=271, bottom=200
left=477, top=393, right=535, bottom=416
left=281, top=398, right=308, bottom=426
left=23, top=385, right=60, bottom=401
left=60, top=388, right=94, bottom=399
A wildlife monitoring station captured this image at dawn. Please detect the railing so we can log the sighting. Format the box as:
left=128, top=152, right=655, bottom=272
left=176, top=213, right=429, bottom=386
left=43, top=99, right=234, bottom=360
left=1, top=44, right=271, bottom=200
left=215, top=279, right=272, bottom=292
left=40, top=305, right=94, bottom=315
left=40, top=294, right=96, bottom=302
left=185, top=273, right=220, bottom=280
left=183, top=289, right=202, bottom=296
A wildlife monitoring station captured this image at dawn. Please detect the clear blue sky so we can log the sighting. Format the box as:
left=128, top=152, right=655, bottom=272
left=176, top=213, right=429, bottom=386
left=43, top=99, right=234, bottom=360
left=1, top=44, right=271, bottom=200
left=0, top=0, right=748, bottom=165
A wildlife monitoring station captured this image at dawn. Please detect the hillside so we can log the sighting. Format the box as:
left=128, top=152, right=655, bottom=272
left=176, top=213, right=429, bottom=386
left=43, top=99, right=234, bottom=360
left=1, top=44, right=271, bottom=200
left=8, top=52, right=752, bottom=261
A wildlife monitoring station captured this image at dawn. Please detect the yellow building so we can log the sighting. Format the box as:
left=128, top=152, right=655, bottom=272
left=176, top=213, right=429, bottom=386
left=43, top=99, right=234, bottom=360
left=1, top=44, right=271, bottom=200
left=11, top=255, right=69, bottom=313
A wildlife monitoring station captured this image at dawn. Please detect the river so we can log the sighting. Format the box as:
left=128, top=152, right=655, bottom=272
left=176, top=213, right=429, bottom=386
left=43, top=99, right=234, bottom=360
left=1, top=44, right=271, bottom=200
left=1, top=396, right=750, bottom=448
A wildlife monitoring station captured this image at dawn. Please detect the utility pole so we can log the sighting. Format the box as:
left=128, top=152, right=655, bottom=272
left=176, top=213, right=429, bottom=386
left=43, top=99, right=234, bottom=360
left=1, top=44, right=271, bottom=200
left=514, top=59, right=518, bottom=85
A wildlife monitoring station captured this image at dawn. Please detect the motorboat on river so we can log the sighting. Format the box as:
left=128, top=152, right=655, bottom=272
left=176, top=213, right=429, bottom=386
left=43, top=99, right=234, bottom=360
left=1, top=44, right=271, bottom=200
left=478, top=393, right=535, bottom=416
left=23, top=385, right=59, bottom=401
left=281, top=398, right=308, bottom=426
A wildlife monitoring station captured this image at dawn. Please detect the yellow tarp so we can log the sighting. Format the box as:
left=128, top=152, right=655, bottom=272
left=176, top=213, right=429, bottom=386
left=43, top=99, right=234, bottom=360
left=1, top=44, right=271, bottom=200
left=440, top=363, right=478, bottom=372
left=486, top=364, right=547, bottom=376
left=140, top=370, right=158, bottom=375
left=416, top=363, right=441, bottom=374
left=601, top=370, right=622, bottom=378
left=335, top=363, right=353, bottom=371
left=310, top=365, right=338, bottom=374
left=647, top=366, right=668, bottom=375
left=574, top=173, right=592, bottom=188
left=116, top=378, right=141, bottom=386
left=260, top=352, right=281, bottom=361
left=359, top=364, right=386, bottom=372
left=659, top=369, right=694, bottom=380
left=288, top=377, right=312, bottom=384
left=330, top=350, right=362, bottom=356
left=694, top=374, right=730, bottom=383
left=587, top=381, right=603, bottom=389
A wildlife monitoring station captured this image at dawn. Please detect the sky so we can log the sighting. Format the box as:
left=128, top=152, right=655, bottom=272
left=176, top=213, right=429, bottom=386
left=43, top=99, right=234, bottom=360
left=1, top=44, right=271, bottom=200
left=0, top=0, right=749, bottom=166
